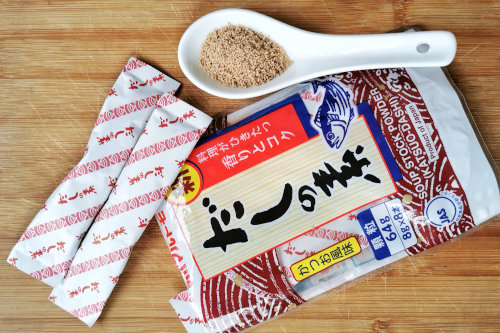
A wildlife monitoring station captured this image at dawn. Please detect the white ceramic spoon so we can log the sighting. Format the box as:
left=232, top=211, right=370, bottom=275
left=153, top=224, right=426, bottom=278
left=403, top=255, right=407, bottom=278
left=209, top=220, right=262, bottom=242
left=178, top=8, right=456, bottom=99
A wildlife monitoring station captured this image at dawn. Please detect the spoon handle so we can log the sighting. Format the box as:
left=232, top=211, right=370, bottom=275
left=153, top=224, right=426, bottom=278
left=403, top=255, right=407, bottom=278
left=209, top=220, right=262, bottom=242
left=301, top=31, right=456, bottom=69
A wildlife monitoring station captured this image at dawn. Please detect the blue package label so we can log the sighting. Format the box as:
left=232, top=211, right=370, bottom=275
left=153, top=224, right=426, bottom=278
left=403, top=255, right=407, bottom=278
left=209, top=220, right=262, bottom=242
left=357, top=198, right=417, bottom=260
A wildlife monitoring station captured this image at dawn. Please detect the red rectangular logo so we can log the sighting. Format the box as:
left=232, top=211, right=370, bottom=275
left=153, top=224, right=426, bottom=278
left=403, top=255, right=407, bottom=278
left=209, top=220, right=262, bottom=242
left=190, top=103, right=313, bottom=190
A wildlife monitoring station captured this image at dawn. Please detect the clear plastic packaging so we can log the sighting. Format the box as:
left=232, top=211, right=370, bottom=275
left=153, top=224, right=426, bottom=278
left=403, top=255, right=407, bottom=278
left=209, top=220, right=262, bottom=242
left=156, top=65, right=500, bottom=332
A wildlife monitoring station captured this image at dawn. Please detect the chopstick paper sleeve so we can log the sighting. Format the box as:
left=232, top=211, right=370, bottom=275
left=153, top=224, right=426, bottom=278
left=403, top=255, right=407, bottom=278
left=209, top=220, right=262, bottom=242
left=49, top=95, right=212, bottom=327
left=7, top=57, right=180, bottom=287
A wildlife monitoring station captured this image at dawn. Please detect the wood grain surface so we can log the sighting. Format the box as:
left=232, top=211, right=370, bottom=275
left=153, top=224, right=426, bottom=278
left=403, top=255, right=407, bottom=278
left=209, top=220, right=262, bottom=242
left=1, top=1, right=499, bottom=332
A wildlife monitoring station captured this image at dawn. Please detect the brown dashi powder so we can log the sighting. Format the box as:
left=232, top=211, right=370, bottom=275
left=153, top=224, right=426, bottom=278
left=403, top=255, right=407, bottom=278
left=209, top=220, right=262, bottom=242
left=199, top=25, right=291, bottom=88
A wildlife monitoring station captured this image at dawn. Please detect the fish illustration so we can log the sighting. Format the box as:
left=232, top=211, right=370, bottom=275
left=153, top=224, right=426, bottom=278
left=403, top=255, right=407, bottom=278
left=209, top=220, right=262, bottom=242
left=310, top=79, right=355, bottom=149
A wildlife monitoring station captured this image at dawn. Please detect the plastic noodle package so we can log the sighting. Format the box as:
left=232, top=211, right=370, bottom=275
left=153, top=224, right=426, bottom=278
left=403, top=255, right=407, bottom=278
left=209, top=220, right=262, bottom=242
left=7, top=57, right=180, bottom=287
left=155, top=66, right=500, bottom=332
left=50, top=94, right=212, bottom=327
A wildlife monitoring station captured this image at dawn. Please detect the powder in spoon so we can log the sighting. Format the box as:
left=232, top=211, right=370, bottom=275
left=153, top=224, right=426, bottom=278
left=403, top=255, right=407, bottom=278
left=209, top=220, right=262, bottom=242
left=199, top=25, right=291, bottom=88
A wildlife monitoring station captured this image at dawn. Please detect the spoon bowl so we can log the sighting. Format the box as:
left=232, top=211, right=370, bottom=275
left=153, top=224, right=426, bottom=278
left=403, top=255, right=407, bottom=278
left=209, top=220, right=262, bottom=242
left=178, top=8, right=457, bottom=99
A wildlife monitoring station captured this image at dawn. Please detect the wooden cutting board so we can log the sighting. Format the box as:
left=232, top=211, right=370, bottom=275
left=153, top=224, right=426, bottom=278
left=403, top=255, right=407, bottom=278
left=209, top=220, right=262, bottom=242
left=1, top=1, right=499, bottom=332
